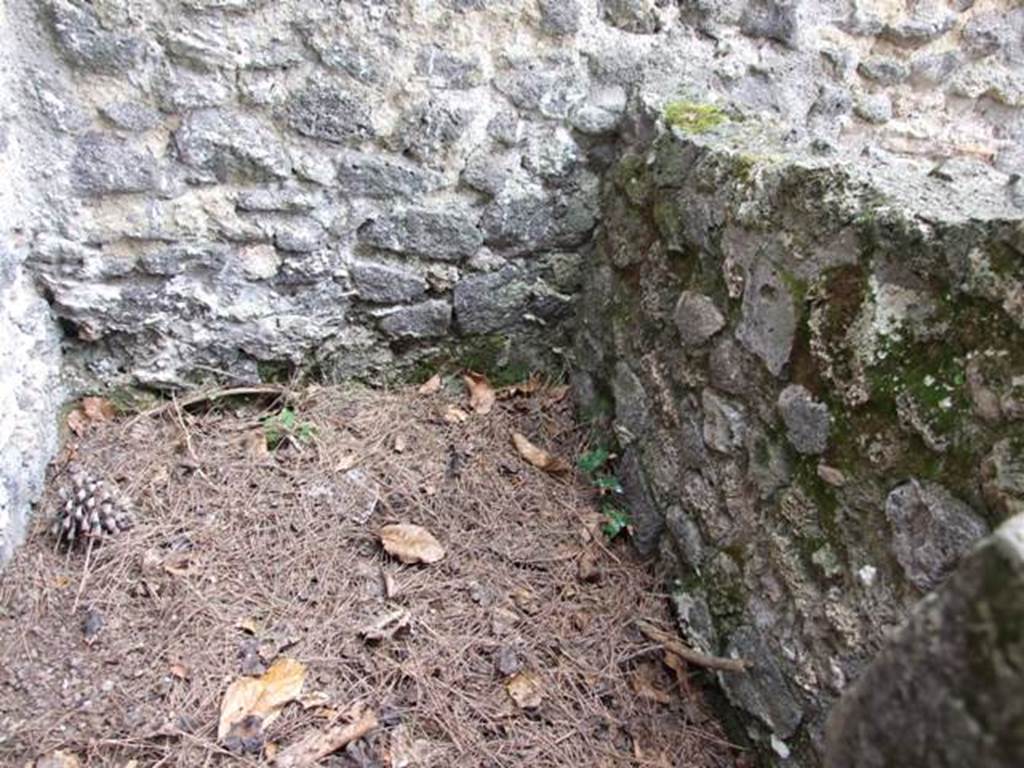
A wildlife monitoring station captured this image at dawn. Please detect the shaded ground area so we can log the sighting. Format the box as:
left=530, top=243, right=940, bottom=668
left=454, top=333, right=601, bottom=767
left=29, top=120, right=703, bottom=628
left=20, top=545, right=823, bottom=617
left=0, top=381, right=737, bottom=766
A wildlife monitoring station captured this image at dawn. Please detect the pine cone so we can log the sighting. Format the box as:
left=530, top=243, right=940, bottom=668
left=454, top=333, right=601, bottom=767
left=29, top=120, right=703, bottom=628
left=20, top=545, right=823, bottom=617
left=53, top=470, right=134, bottom=548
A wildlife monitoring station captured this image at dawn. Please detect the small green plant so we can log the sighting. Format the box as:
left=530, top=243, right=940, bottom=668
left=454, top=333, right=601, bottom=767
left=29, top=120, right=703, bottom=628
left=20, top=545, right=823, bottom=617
left=577, top=447, right=632, bottom=541
left=663, top=101, right=729, bottom=134
left=600, top=503, right=631, bottom=540
left=263, top=407, right=316, bottom=449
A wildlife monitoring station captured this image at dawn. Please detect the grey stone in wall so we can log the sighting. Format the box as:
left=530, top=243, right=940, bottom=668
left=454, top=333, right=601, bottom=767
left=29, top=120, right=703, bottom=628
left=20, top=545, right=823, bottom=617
left=358, top=208, right=483, bottom=262
left=885, top=479, right=990, bottom=593
left=825, top=514, right=1024, bottom=768
left=71, top=133, right=158, bottom=196
left=175, top=108, right=291, bottom=181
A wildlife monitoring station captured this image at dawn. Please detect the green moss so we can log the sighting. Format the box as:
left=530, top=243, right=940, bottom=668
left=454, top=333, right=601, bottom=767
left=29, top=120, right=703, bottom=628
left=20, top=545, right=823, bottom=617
left=663, top=101, right=729, bottom=134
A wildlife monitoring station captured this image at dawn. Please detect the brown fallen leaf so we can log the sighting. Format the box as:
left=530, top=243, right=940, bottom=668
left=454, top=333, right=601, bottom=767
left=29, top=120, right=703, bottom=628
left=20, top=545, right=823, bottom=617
left=464, top=372, right=495, bottom=415
left=335, top=452, right=358, bottom=471
left=242, top=430, right=270, bottom=461
left=169, top=662, right=190, bottom=680
left=237, top=617, right=261, bottom=635
left=496, top=374, right=543, bottom=400
left=379, top=524, right=445, bottom=565
left=506, top=670, right=545, bottom=709
left=275, top=708, right=379, bottom=768
left=511, top=432, right=571, bottom=474
left=82, top=396, right=116, bottom=422
left=444, top=405, right=470, bottom=424
left=66, top=409, right=88, bottom=436
left=218, top=657, right=307, bottom=742
left=417, top=374, right=442, bottom=395
left=299, top=691, right=331, bottom=710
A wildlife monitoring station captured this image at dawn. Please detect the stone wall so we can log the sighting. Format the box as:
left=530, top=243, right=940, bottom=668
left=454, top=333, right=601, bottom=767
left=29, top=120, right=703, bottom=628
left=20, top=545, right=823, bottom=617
left=574, top=116, right=1024, bottom=763
left=825, top=513, right=1024, bottom=768
left=0, top=3, right=63, bottom=563
left=20, top=0, right=1024, bottom=391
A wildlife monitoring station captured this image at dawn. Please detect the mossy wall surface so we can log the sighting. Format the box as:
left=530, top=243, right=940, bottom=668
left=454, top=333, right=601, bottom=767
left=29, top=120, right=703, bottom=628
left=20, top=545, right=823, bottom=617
left=574, top=124, right=1024, bottom=765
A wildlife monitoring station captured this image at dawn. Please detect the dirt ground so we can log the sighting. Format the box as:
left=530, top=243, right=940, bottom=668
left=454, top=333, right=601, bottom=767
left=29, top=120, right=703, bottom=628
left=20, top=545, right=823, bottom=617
left=0, top=379, right=740, bottom=767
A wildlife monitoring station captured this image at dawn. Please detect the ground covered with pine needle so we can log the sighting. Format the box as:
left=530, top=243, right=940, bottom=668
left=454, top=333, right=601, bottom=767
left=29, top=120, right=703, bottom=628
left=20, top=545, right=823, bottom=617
left=0, top=380, right=740, bottom=767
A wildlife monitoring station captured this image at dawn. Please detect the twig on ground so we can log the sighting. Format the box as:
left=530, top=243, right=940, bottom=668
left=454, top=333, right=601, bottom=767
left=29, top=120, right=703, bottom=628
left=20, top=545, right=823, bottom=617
left=636, top=620, right=752, bottom=673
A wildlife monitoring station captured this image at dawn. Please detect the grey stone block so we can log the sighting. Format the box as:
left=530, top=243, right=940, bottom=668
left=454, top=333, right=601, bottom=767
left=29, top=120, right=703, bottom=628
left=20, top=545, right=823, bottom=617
left=453, top=266, right=530, bottom=333
left=736, top=260, right=797, bottom=377
left=378, top=299, right=452, bottom=339
left=71, top=133, right=157, bottom=196
left=358, top=207, right=483, bottom=262
left=885, top=480, right=989, bottom=592
left=285, top=80, right=375, bottom=144
left=350, top=261, right=427, bottom=304
left=335, top=153, right=443, bottom=199
left=777, top=384, right=829, bottom=455
left=826, top=514, right=1024, bottom=768
left=175, top=108, right=292, bottom=181
left=46, top=0, right=144, bottom=73
left=100, top=101, right=161, bottom=133
left=673, top=290, right=726, bottom=347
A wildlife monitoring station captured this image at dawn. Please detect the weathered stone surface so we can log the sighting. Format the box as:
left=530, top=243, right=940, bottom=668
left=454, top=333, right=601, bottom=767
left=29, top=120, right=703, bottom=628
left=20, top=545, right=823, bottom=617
left=777, top=384, right=830, bottom=455
left=740, top=0, right=802, bottom=48
left=285, top=80, right=375, bottom=144
left=538, top=0, right=581, bottom=36
left=71, top=134, right=157, bottom=196
left=982, top=439, right=1024, bottom=518
left=335, top=153, right=443, bottom=199
left=175, top=108, right=291, bottom=181
left=576, top=123, right=1024, bottom=764
left=358, top=208, right=483, bottom=262
left=100, top=101, right=161, bottom=133
left=415, top=46, right=483, bottom=89
left=885, top=480, right=990, bottom=592
left=602, top=0, right=659, bottom=34
left=453, top=266, right=530, bottom=334
left=702, top=388, right=746, bottom=453
left=350, top=261, right=427, bottom=304
left=736, top=259, right=797, bottom=377
left=378, top=299, right=452, bottom=339
left=673, top=290, right=725, bottom=347
left=46, top=0, right=144, bottom=73
left=825, top=514, right=1024, bottom=768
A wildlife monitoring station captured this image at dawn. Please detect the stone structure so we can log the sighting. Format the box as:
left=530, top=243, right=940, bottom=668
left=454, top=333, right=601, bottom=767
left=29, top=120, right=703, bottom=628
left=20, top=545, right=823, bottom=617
left=1, top=0, right=1023, bottom=764
left=825, top=513, right=1024, bottom=768
left=574, top=119, right=1024, bottom=762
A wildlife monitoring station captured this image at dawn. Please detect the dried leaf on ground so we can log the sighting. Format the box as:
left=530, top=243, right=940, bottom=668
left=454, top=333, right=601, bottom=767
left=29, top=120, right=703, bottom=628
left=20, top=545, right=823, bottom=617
left=511, top=432, right=571, bottom=474
left=417, top=374, right=442, bottom=395
left=243, top=430, right=270, bottom=461
left=444, top=406, right=469, bottom=424
left=169, top=662, right=190, bottom=680
left=496, top=374, right=543, bottom=400
left=630, top=662, right=673, bottom=704
left=275, top=708, right=378, bottom=768
left=506, top=670, right=545, bottom=709
left=218, top=657, right=307, bottom=742
left=379, top=524, right=445, bottom=564
left=65, top=409, right=88, bottom=436
left=359, top=608, right=410, bottom=642
left=82, top=396, right=116, bottom=422
left=299, top=691, right=331, bottom=710
left=464, top=372, right=495, bottom=415
left=335, top=452, right=358, bottom=471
